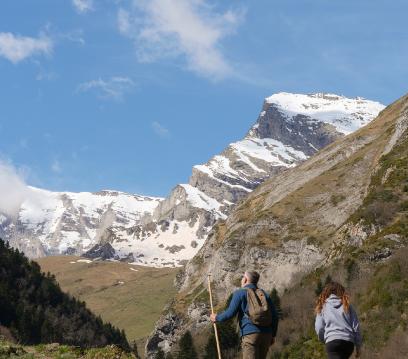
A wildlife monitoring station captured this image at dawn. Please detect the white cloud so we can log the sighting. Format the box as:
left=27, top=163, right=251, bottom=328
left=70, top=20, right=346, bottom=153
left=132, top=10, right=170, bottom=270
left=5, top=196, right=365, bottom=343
left=60, top=29, right=85, bottom=45
left=77, top=76, right=135, bottom=100
left=118, top=8, right=131, bottom=34
left=0, top=161, right=30, bottom=217
left=35, top=68, right=58, bottom=81
left=152, top=121, right=170, bottom=138
left=72, top=0, right=94, bottom=13
left=118, top=0, right=245, bottom=80
left=0, top=32, right=53, bottom=64
left=51, top=160, right=62, bottom=174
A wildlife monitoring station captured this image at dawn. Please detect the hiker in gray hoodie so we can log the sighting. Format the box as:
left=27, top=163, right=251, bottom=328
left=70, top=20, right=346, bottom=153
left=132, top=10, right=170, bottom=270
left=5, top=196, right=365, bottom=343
left=315, top=282, right=362, bottom=359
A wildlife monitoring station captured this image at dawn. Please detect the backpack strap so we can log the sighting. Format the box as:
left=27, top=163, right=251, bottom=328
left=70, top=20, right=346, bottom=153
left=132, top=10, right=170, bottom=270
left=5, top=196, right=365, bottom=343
left=243, top=288, right=252, bottom=318
left=243, top=287, right=262, bottom=317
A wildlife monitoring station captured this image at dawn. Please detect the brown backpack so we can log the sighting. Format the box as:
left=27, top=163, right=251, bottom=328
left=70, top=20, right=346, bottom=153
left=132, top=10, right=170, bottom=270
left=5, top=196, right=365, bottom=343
left=245, top=288, right=272, bottom=327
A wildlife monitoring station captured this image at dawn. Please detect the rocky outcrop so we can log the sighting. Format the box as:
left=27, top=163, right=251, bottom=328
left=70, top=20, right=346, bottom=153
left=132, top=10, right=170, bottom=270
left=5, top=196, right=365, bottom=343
left=83, top=242, right=116, bottom=260
left=253, top=105, right=341, bottom=156
left=145, top=313, right=183, bottom=356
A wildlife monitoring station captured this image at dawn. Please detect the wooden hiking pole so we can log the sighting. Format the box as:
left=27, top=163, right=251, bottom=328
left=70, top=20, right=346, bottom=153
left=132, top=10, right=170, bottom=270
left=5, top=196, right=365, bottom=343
left=208, top=274, right=222, bottom=359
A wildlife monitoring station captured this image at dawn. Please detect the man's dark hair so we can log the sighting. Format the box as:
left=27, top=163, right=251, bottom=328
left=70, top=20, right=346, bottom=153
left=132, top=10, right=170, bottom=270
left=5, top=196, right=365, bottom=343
left=245, top=271, right=260, bottom=285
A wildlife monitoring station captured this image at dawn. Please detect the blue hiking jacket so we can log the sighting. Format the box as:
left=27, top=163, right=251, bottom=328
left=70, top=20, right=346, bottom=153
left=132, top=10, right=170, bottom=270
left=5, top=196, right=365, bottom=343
left=215, top=284, right=279, bottom=337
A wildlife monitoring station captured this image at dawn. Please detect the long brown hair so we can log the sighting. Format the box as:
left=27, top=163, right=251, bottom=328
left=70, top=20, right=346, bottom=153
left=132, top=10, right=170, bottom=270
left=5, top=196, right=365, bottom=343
left=315, top=281, right=350, bottom=314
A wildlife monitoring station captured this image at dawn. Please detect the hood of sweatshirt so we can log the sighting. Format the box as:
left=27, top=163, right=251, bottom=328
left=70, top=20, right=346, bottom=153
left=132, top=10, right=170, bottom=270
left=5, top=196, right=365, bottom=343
left=325, top=294, right=343, bottom=309
left=315, top=294, right=362, bottom=347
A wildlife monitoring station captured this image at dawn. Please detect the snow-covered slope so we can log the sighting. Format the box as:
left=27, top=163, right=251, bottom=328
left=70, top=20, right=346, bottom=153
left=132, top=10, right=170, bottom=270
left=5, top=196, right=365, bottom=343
left=2, top=188, right=162, bottom=258
left=1, top=92, right=385, bottom=267
left=264, top=92, right=383, bottom=134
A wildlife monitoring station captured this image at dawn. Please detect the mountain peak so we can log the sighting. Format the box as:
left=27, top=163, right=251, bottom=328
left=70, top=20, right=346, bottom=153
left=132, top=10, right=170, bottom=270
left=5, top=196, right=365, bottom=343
left=262, top=92, right=385, bottom=135
left=307, top=92, right=345, bottom=100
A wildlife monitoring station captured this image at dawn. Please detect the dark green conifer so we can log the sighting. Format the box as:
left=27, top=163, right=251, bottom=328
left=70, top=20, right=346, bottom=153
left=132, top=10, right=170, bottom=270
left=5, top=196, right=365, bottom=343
left=176, top=331, right=197, bottom=359
left=315, top=279, right=323, bottom=296
left=0, top=238, right=130, bottom=350
left=270, top=288, right=283, bottom=319
left=154, top=348, right=166, bottom=359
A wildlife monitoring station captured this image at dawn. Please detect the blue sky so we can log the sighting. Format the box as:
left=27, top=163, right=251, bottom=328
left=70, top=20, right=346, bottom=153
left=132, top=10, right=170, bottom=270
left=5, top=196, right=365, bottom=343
left=0, top=0, right=407, bottom=197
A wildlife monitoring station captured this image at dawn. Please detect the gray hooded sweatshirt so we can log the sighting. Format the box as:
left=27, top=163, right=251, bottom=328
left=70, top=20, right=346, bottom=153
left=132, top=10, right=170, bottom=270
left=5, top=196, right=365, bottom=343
left=315, top=294, right=362, bottom=347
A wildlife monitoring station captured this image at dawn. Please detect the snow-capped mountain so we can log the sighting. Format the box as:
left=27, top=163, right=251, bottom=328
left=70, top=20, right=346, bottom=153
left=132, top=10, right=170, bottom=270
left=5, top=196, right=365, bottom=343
left=1, top=92, right=385, bottom=267
left=106, top=92, right=384, bottom=266
left=1, top=188, right=162, bottom=258
left=189, top=92, right=384, bottom=204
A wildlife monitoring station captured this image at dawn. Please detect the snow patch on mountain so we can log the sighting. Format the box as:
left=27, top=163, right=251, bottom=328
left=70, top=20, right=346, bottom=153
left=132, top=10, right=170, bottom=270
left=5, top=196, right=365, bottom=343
left=231, top=137, right=309, bottom=168
left=114, top=220, right=202, bottom=267
left=194, top=158, right=252, bottom=192
left=265, top=92, right=385, bottom=135
left=179, top=184, right=226, bottom=220
left=193, top=137, right=308, bottom=187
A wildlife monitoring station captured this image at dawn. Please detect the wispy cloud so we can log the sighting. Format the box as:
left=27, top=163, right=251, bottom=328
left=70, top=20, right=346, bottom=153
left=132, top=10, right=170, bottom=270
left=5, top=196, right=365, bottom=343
left=77, top=76, right=135, bottom=100
left=152, top=121, right=170, bottom=138
left=60, top=29, right=85, bottom=45
left=118, top=8, right=132, bottom=34
left=0, top=32, right=53, bottom=64
left=0, top=160, right=53, bottom=218
left=36, top=70, right=58, bottom=81
left=118, top=0, right=245, bottom=80
left=72, top=0, right=94, bottom=14
left=51, top=160, right=62, bottom=174
left=0, top=160, right=30, bottom=217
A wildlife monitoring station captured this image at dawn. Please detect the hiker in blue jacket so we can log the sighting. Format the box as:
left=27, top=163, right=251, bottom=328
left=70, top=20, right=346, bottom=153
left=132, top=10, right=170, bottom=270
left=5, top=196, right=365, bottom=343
left=315, top=281, right=362, bottom=359
left=210, top=271, right=279, bottom=359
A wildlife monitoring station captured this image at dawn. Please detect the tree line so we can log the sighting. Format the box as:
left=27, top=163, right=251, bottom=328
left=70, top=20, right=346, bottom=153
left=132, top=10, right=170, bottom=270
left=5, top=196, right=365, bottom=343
left=0, top=238, right=130, bottom=351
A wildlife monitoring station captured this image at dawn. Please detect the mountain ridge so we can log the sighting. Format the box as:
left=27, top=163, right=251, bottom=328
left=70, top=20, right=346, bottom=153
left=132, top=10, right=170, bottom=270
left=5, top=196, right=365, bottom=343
left=0, top=92, right=384, bottom=268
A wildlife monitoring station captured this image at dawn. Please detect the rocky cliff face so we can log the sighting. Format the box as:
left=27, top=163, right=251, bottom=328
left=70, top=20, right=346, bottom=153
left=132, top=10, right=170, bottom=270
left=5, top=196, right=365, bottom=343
left=1, top=93, right=384, bottom=267
left=145, top=94, right=407, bottom=357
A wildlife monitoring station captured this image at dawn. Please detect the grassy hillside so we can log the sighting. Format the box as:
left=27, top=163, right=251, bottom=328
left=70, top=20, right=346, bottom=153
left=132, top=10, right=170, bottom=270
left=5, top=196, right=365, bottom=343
left=37, top=256, right=178, bottom=344
left=151, top=94, right=408, bottom=357
left=0, top=337, right=138, bottom=358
